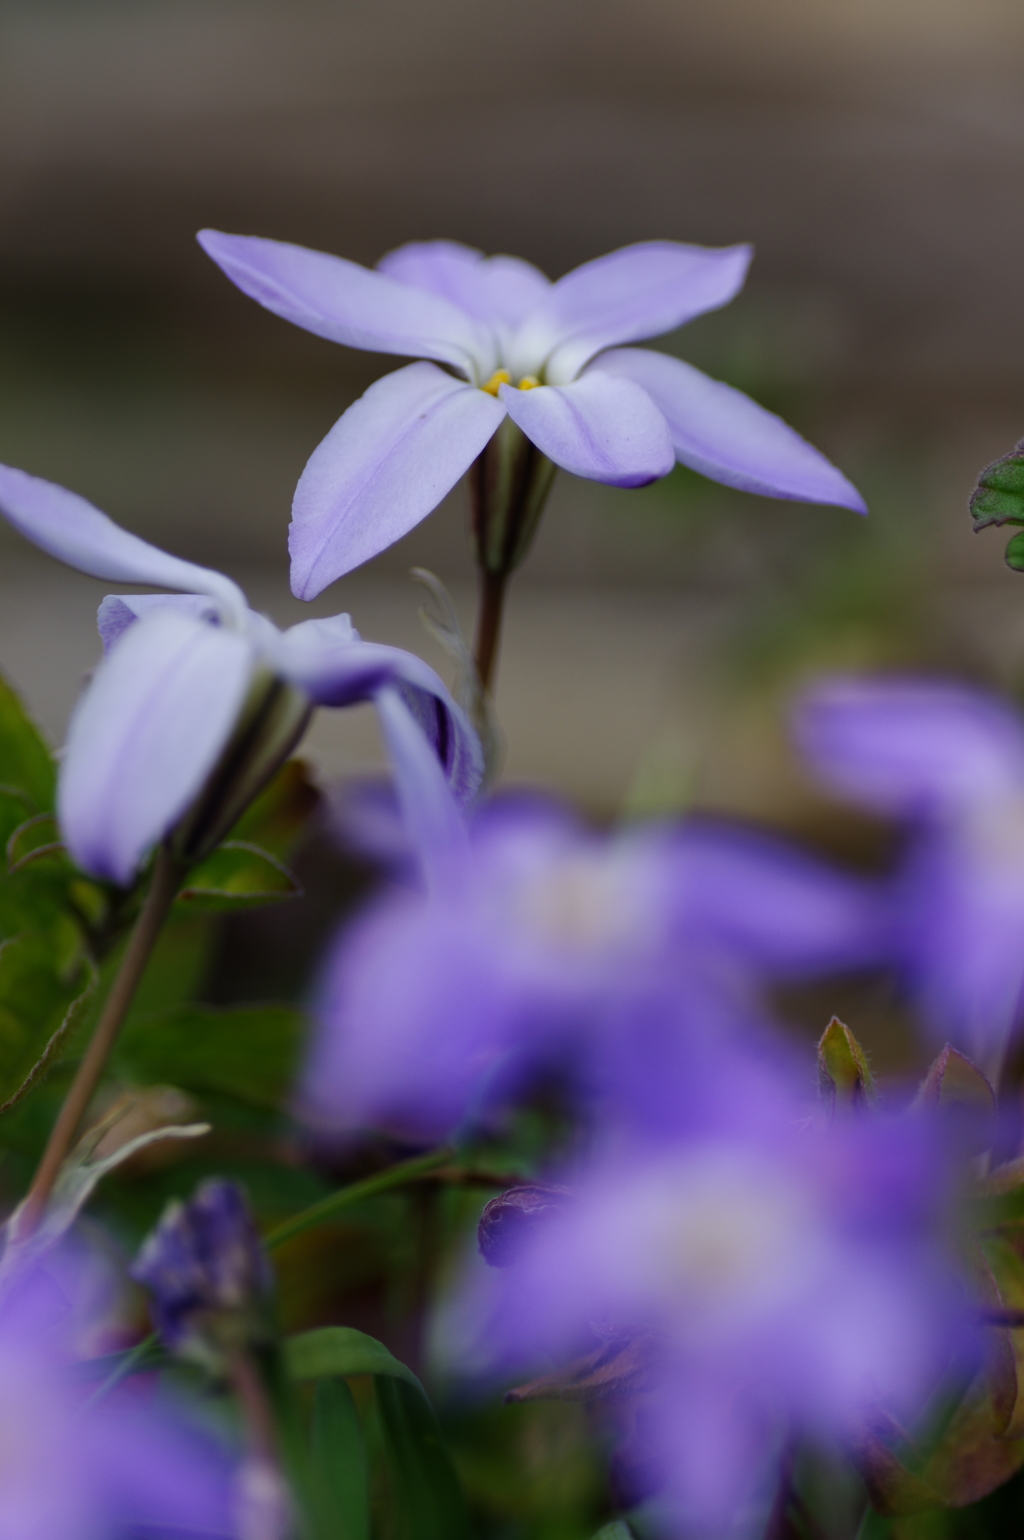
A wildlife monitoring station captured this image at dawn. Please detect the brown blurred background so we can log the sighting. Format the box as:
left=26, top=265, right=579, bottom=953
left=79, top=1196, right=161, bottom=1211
left=3, top=0, right=1024, bottom=822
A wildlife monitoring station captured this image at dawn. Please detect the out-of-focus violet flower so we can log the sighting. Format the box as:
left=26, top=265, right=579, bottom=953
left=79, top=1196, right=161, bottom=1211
left=198, top=230, right=867, bottom=598
left=133, top=1180, right=273, bottom=1371
left=0, top=464, right=482, bottom=886
left=300, top=796, right=887, bottom=1142
left=449, top=1107, right=972, bottom=1537
left=796, top=676, right=1024, bottom=1068
left=0, top=1260, right=236, bottom=1538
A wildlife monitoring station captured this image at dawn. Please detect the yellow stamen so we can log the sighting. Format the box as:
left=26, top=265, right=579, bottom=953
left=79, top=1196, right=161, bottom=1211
left=518, top=375, right=540, bottom=390
left=480, top=369, right=511, bottom=396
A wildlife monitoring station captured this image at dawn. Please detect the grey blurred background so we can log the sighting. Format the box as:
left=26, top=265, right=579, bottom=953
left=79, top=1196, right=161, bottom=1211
left=3, top=0, right=1024, bottom=824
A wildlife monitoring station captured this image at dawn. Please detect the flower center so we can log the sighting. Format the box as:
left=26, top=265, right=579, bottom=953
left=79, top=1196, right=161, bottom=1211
left=480, top=369, right=540, bottom=395
left=514, top=853, right=644, bottom=955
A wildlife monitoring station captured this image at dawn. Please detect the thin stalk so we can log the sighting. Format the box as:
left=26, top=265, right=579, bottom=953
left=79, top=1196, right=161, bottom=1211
left=473, top=569, right=507, bottom=695
left=263, top=1146, right=452, bottom=1251
left=20, top=845, right=184, bottom=1231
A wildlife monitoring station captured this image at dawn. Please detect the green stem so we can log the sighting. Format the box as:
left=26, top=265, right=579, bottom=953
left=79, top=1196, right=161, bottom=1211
left=473, top=569, right=508, bottom=696
left=263, top=1146, right=453, bottom=1251
left=20, top=845, right=184, bottom=1232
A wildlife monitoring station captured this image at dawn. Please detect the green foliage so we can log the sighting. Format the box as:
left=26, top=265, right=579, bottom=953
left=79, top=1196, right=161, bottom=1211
left=375, top=1375, right=470, bottom=1540
left=968, top=439, right=1024, bottom=573
left=113, top=1002, right=306, bottom=1109
left=286, top=1326, right=425, bottom=1394
left=310, top=1378, right=370, bottom=1540
left=0, top=934, right=96, bottom=1111
left=176, top=841, right=301, bottom=911
left=818, top=1015, right=876, bottom=1109
left=0, top=673, right=56, bottom=814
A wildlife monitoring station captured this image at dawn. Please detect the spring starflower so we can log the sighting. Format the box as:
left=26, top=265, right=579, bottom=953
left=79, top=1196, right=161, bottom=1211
left=199, top=232, right=867, bottom=599
left=0, top=465, right=481, bottom=886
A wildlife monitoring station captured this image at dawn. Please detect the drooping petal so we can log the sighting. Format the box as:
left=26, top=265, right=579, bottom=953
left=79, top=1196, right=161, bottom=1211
left=374, top=686, right=471, bottom=892
left=96, top=594, right=221, bottom=652
left=197, top=230, right=495, bottom=380
left=591, top=349, right=868, bottom=513
left=508, top=241, right=752, bottom=385
left=0, top=465, right=246, bottom=620
left=59, top=610, right=253, bottom=884
left=499, top=374, right=674, bottom=487
left=378, top=240, right=551, bottom=327
left=795, top=677, right=1024, bottom=816
left=275, top=618, right=484, bottom=806
left=289, top=362, right=505, bottom=597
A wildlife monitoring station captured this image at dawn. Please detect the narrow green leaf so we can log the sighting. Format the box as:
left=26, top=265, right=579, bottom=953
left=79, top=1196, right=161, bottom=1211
left=310, top=1378, right=370, bottom=1540
left=113, top=1002, right=305, bottom=1109
left=176, top=841, right=301, bottom=910
left=0, top=673, right=55, bottom=812
left=375, top=1375, right=469, bottom=1540
left=818, top=1016, right=876, bottom=1109
left=0, top=931, right=96, bottom=1109
left=285, top=1327, right=424, bottom=1395
left=6, top=813, right=67, bottom=876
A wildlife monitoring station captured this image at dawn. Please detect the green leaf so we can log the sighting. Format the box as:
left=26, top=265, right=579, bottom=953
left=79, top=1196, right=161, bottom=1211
left=971, top=440, right=1024, bottom=531
left=113, top=1003, right=305, bottom=1109
left=0, top=932, right=96, bottom=1110
left=818, top=1016, right=876, bottom=1109
left=1006, top=530, right=1024, bottom=572
left=375, top=1375, right=469, bottom=1540
left=310, top=1378, right=370, bottom=1540
left=590, top=1526, right=635, bottom=1540
left=6, top=814, right=67, bottom=876
left=285, top=1327, right=424, bottom=1395
left=0, top=673, right=55, bottom=812
left=176, top=841, right=301, bottom=911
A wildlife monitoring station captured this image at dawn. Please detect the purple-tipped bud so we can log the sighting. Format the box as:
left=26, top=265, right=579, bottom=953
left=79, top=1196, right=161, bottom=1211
left=132, top=1180, right=273, bottom=1369
left=477, top=1184, right=571, bottom=1268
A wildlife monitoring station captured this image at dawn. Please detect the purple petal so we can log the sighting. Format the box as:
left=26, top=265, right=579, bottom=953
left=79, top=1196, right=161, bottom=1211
left=591, top=350, right=867, bottom=513
left=96, top=593, right=221, bottom=652
left=0, top=464, right=245, bottom=620
left=669, top=822, right=888, bottom=976
left=374, top=686, right=471, bottom=892
left=378, top=240, right=551, bottom=327
left=795, top=677, right=1024, bottom=816
left=58, top=610, right=253, bottom=884
left=276, top=618, right=484, bottom=807
left=499, top=374, right=674, bottom=487
left=290, top=361, right=504, bottom=596
left=197, top=229, right=495, bottom=380
left=508, top=241, right=752, bottom=385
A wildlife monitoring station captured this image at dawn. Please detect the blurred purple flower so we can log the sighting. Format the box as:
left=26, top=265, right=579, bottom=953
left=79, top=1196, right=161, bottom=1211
left=0, top=1264, right=236, bottom=1538
left=300, top=796, right=886, bottom=1142
left=198, top=231, right=867, bottom=598
left=133, top=1180, right=274, bottom=1369
left=796, top=676, right=1024, bottom=1068
left=0, top=464, right=482, bottom=886
left=450, top=1107, right=969, bottom=1536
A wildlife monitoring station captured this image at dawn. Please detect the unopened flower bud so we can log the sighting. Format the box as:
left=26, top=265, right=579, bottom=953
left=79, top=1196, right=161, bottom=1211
left=477, top=1183, right=571, bottom=1267
left=132, top=1179, right=273, bottom=1371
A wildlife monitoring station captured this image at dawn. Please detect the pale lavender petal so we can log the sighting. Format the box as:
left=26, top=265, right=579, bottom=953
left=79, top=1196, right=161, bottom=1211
left=276, top=619, right=484, bottom=806
left=378, top=240, right=551, bottom=327
left=499, top=374, right=674, bottom=487
left=374, top=685, right=471, bottom=892
left=591, top=349, right=867, bottom=513
left=96, top=593, right=220, bottom=652
left=290, top=361, right=505, bottom=597
left=58, top=610, right=253, bottom=884
left=0, top=464, right=245, bottom=620
left=508, top=241, right=752, bottom=385
left=197, top=229, right=495, bottom=380
left=796, top=677, right=1024, bottom=815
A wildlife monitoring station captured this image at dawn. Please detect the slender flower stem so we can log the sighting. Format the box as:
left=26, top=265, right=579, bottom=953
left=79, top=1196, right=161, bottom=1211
left=473, top=569, right=508, bottom=695
left=20, top=845, right=184, bottom=1231
left=263, top=1146, right=453, bottom=1251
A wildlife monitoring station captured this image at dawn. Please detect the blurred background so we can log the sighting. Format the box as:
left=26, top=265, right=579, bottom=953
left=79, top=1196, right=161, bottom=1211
left=2, top=0, right=1024, bottom=824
